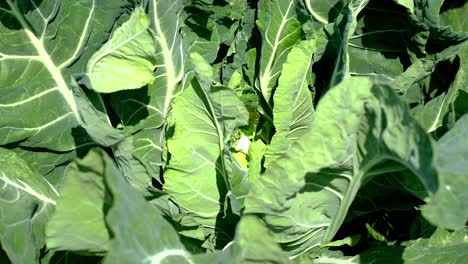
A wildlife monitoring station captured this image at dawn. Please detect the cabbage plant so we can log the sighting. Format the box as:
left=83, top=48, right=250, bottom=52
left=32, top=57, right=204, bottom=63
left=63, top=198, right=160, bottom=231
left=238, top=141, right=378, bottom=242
left=0, top=0, right=467, bottom=263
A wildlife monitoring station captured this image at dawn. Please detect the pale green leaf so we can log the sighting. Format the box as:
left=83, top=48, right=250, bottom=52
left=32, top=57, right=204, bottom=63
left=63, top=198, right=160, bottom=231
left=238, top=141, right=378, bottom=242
left=101, top=149, right=191, bottom=264
left=86, top=8, right=157, bottom=93
left=303, top=0, right=343, bottom=24
left=247, top=140, right=266, bottom=184
left=357, top=228, right=468, bottom=264
left=112, top=136, right=156, bottom=195
left=401, top=228, right=468, bottom=263
left=393, top=0, right=414, bottom=12
left=46, top=151, right=110, bottom=253
left=440, top=1, right=468, bottom=33
left=345, top=1, right=417, bottom=81
left=164, top=53, right=248, bottom=242
left=0, top=0, right=127, bottom=178
left=422, top=114, right=468, bottom=230
left=109, top=0, right=186, bottom=184
left=256, top=0, right=302, bottom=107
left=245, top=77, right=437, bottom=257
left=182, top=6, right=221, bottom=64
left=230, top=216, right=290, bottom=264
left=0, top=148, right=57, bottom=264
left=329, top=1, right=369, bottom=87
left=265, top=39, right=316, bottom=165
left=0, top=0, right=122, bottom=150
left=147, top=0, right=186, bottom=123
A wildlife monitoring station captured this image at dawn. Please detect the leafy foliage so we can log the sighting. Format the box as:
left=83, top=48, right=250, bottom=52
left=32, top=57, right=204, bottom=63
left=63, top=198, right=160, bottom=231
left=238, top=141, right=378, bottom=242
left=0, top=0, right=467, bottom=263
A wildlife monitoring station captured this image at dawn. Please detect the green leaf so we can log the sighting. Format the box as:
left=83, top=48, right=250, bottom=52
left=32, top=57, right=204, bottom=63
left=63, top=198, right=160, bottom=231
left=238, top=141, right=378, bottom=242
left=227, top=161, right=250, bottom=215
left=345, top=1, right=420, bottom=80
left=0, top=148, right=58, bottom=264
left=256, top=0, right=303, bottom=107
left=111, top=137, right=155, bottom=195
left=412, top=85, right=459, bottom=133
left=247, top=140, right=267, bottom=184
left=86, top=7, right=157, bottom=93
left=328, top=1, right=369, bottom=87
left=413, top=0, right=468, bottom=56
left=303, top=0, right=344, bottom=24
left=222, top=3, right=256, bottom=86
left=46, top=150, right=110, bottom=253
left=0, top=0, right=127, bottom=177
left=440, top=2, right=468, bottom=120
left=245, top=77, right=437, bottom=257
left=422, top=114, right=468, bottom=230
left=386, top=15, right=467, bottom=131
left=393, top=0, right=414, bottom=13
left=401, top=228, right=468, bottom=264
left=147, top=0, right=186, bottom=122
left=230, top=216, right=290, bottom=263
left=100, top=149, right=191, bottom=263
left=9, top=149, right=79, bottom=188
left=357, top=228, right=468, bottom=264
left=392, top=41, right=467, bottom=95
left=182, top=4, right=221, bottom=64
left=308, top=249, right=360, bottom=264
left=164, top=53, right=248, bottom=245
left=192, top=216, right=290, bottom=264
left=72, top=79, right=124, bottom=146
left=414, top=0, right=444, bottom=26
left=321, top=235, right=361, bottom=248
left=265, top=39, right=316, bottom=165
left=109, top=0, right=186, bottom=184
left=440, top=1, right=468, bottom=33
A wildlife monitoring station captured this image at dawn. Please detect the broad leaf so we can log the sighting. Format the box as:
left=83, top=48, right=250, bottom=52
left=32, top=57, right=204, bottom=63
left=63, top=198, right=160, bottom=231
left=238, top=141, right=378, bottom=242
left=46, top=151, right=110, bottom=253
left=110, top=0, right=186, bottom=184
left=346, top=0, right=420, bottom=80
left=0, top=0, right=127, bottom=175
left=247, top=140, right=266, bottom=184
left=303, top=0, right=343, bottom=24
left=0, top=148, right=57, bottom=264
left=0, top=0, right=125, bottom=149
left=112, top=134, right=159, bottom=194
left=71, top=149, right=191, bottom=264
left=86, top=7, right=157, bottom=93
left=245, top=77, right=437, bottom=257
left=256, top=0, right=303, bottom=108
left=401, top=228, right=468, bottom=264
left=265, top=39, right=316, bottom=165
left=422, top=114, right=468, bottom=229
left=393, top=0, right=414, bottom=13
left=192, top=216, right=290, bottom=264
left=328, top=0, right=369, bottom=87
left=357, top=228, right=468, bottom=264
left=440, top=1, right=468, bottom=33
left=164, top=53, right=248, bottom=245
left=226, top=216, right=290, bottom=264
left=182, top=2, right=221, bottom=64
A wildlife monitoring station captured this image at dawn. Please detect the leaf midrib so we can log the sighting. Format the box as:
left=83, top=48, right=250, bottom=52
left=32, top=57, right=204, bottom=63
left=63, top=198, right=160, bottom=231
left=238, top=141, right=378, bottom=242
left=152, top=0, right=184, bottom=119
left=258, top=1, right=294, bottom=106
left=6, top=0, right=80, bottom=120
